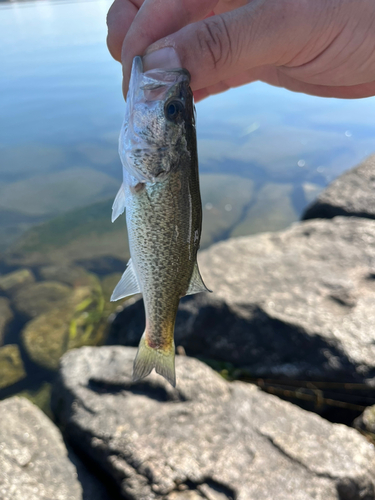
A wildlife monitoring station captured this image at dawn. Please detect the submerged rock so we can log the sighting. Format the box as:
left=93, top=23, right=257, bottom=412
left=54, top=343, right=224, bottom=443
left=303, top=154, right=375, bottom=220
left=38, top=264, right=97, bottom=287
left=22, top=281, right=107, bottom=370
left=109, top=217, right=375, bottom=385
left=0, top=268, right=35, bottom=294
left=3, top=174, right=254, bottom=270
left=0, top=297, right=13, bottom=346
left=3, top=199, right=129, bottom=269
left=12, top=281, right=72, bottom=319
left=52, top=346, right=375, bottom=500
left=0, top=397, right=110, bottom=500
left=0, top=344, right=26, bottom=389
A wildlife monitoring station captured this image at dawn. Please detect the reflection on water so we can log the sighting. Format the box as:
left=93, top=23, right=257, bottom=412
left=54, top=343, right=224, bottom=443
left=1, top=0, right=375, bottom=405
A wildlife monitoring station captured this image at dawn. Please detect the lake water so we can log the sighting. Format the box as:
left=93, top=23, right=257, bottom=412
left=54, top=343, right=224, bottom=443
left=1, top=0, right=375, bottom=403
left=2, top=0, right=375, bottom=251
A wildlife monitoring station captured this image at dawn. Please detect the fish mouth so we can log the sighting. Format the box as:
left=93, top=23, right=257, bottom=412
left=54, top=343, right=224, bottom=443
left=128, top=56, right=191, bottom=103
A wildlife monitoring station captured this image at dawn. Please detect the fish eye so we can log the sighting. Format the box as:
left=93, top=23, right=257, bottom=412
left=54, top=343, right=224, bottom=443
left=164, top=99, right=184, bottom=122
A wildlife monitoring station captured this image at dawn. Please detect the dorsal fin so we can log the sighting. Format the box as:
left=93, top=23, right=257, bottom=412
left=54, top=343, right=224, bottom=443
left=186, top=262, right=211, bottom=296
left=110, top=259, right=141, bottom=301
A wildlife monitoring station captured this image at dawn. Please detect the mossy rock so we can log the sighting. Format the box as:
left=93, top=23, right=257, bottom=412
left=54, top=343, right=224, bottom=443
left=0, top=297, right=13, bottom=346
left=0, top=268, right=35, bottom=295
left=0, top=344, right=26, bottom=389
left=22, top=279, right=107, bottom=370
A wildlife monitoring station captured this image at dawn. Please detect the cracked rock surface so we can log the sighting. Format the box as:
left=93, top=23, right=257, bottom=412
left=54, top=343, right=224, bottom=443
left=51, top=346, right=375, bottom=500
left=0, top=397, right=83, bottom=500
left=0, top=396, right=110, bottom=500
left=302, top=154, right=375, bottom=220
left=108, top=217, right=375, bottom=385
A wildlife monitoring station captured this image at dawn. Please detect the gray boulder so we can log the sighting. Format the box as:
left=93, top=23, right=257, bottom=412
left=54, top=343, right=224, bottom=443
left=303, top=155, right=375, bottom=220
left=0, top=396, right=111, bottom=500
left=0, top=396, right=83, bottom=500
left=52, top=346, right=375, bottom=500
left=354, top=405, right=375, bottom=439
left=108, top=217, right=375, bottom=385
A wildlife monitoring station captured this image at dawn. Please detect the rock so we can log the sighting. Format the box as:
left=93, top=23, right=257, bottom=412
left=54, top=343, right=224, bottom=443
left=0, top=396, right=110, bottom=500
left=303, top=155, right=375, bottom=220
left=52, top=346, right=375, bottom=500
left=3, top=199, right=129, bottom=269
left=0, top=344, right=26, bottom=389
left=12, top=281, right=72, bottom=319
left=0, top=167, right=117, bottom=217
left=354, top=405, right=375, bottom=439
left=108, top=217, right=375, bottom=385
left=22, top=282, right=107, bottom=370
left=38, top=265, right=97, bottom=287
left=0, top=297, right=13, bottom=346
left=0, top=268, right=35, bottom=294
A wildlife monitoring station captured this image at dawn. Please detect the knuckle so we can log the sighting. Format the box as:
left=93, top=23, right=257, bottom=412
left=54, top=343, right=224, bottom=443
left=197, top=17, right=233, bottom=70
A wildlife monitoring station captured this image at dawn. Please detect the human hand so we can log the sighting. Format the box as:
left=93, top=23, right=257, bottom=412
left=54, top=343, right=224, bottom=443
left=107, top=0, right=375, bottom=101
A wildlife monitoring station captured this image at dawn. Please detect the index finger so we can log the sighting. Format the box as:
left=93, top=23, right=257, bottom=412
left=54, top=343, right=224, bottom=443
left=107, top=0, right=144, bottom=62
left=121, top=0, right=218, bottom=94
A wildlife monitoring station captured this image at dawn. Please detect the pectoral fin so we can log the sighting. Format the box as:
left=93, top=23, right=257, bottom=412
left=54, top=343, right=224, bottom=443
left=111, top=184, right=126, bottom=222
left=110, top=259, right=141, bottom=301
left=186, top=262, right=211, bottom=296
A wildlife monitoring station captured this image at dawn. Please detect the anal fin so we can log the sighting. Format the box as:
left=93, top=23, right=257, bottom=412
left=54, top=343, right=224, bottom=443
left=110, top=258, right=141, bottom=301
left=185, top=262, right=211, bottom=296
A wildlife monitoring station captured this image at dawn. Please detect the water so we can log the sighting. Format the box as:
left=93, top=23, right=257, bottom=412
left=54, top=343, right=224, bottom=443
left=1, top=0, right=375, bottom=403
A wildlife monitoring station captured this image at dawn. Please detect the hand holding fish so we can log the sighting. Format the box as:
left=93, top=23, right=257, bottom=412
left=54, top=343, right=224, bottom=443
left=107, top=0, right=375, bottom=100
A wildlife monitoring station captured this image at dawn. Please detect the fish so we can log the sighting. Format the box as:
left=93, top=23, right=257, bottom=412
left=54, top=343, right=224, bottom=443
left=110, top=56, right=210, bottom=387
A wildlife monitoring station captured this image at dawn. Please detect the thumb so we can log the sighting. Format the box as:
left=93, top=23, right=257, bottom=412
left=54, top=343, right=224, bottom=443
left=142, top=0, right=320, bottom=93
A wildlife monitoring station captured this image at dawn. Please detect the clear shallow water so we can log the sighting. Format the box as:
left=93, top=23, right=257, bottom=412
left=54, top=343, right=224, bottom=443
left=1, top=0, right=375, bottom=406
left=1, top=0, right=375, bottom=252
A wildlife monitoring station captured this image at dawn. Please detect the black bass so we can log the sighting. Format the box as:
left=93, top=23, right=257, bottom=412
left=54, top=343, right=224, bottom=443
left=111, top=56, right=210, bottom=387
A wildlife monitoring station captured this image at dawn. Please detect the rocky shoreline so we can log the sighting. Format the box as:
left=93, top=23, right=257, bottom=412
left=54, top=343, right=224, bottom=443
left=1, top=155, right=375, bottom=498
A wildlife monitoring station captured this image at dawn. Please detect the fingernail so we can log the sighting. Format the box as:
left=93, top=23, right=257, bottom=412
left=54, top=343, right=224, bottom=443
left=143, top=47, right=181, bottom=71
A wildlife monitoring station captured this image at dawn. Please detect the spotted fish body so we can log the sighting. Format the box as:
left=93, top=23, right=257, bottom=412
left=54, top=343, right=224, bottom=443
left=111, top=57, right=209, bottom=386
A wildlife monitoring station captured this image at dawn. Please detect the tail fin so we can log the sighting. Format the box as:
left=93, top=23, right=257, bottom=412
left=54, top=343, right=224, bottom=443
left=132, top=333, right=176, bottom=387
